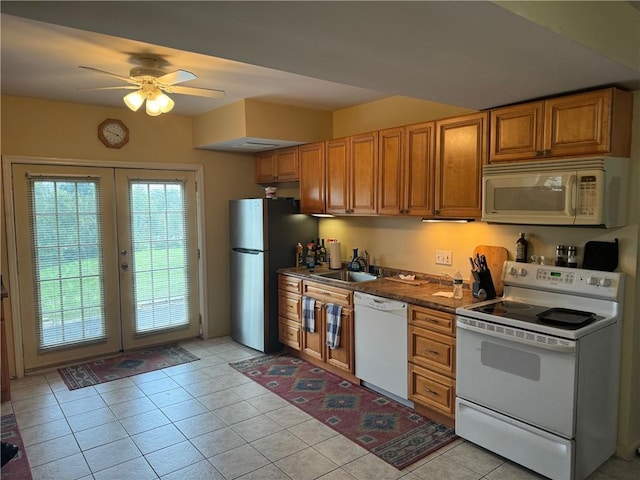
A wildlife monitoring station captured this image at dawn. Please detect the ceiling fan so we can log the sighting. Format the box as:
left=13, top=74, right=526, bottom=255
left=79, top=56, right=225, bottom=116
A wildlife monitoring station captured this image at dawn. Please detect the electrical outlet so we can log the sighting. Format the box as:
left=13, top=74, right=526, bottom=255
left=436, top=250, right=452, bottom=265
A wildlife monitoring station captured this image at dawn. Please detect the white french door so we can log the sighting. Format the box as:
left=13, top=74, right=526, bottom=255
left=12, top=164, right=200, bottom=371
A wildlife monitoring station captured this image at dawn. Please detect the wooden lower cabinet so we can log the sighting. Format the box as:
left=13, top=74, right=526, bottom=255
left=409, top=363, right=456, bottom=416
left=408, top=304, right=457, bottom=421
left=300, top=281, right=354, bottom=375
left=277, top=275, right=355, bottom=377
left=278, top=275, right=303, bottom=351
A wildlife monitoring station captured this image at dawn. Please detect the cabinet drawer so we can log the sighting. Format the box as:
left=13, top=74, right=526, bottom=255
left=278, top=291, right=301, bottom=322
left=303, top=281, right=352, bottom=307
left=279, top=319, right=301, bottom=350
left=409, top=326, right=455, bottom=377
left=409, top=305, right=455, bottom=336
left=409, top=363, right=456, bottom=417
left=279, top=275, right=303, bottom=294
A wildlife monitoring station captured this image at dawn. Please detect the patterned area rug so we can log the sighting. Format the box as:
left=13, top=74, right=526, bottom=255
left=58, top=344, right=199, bottom=390
left=230, top=354, right=457, bottom=470
left=1, top=414, right=32, bottom=480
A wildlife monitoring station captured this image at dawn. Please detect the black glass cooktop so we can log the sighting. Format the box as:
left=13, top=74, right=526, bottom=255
left=468, top=301, right=601, bottom=330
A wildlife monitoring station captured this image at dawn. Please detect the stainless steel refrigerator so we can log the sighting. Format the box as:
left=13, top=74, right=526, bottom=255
left=229, top=198, right=318, bottom=352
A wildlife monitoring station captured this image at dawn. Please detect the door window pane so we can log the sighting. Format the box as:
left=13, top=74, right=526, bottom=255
left=129, top=181, right=189, bottom=334
left=28, top=178, right=106, bottom=350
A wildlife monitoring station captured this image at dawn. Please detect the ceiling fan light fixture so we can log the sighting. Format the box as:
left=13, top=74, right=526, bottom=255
left=123, top=90, right=145, bottom=111
left=156, top=92, right=175, bottom=113
left=145, top=96, right=162, bottom=116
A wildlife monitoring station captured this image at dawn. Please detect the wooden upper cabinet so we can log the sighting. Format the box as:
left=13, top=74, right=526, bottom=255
left=255, top=146, right=299, bottom=183
left=299, top=142, right=326, bottom=214
left=490, top=88, right=632, bottom=163
left=378, top=127, right=404, bottom=215
left=350, top=132, right=378, bottom=215
left=435, top=112, right=487, bottom=218
left=255, top=151, right=276, bottom=183
left=404, top=123, right=436, bottom=216
left=544, top=88, right=631, bottom=158
left=378, top=123, right=435, bottom=216
left=326, top=133, right=378, bottom=215
left=490, top=101, right=544, bottom=162
left=326, top=138, right=350, bottom=214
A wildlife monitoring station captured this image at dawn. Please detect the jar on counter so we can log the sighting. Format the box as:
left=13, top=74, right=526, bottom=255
left=567, top=246, right=578, bottom=268
left=555, top=245, right=568, bottom=267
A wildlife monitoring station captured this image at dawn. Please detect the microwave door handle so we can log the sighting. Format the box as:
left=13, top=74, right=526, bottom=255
left=569, top=174, right=577, bottom=215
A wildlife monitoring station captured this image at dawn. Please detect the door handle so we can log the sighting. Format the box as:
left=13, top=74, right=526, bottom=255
left=121, top=262, right=129, bottom=271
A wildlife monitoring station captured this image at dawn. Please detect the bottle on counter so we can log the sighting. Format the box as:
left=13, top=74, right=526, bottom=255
left=515, top=232, right=528, bottom=263
left=453, top=271, right=464, bottom=299
left=318, top=239, right=326, bottom=264
left=296, top=242, right=303, bottom=269
left=306, top=241, right=316, bottom=270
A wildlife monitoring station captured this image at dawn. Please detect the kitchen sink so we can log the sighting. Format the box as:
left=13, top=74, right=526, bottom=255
left=311, top=270, right=378, bottom=283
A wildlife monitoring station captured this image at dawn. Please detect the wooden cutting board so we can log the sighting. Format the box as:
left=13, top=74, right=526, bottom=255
left=473, top=245, right=509, bottom=296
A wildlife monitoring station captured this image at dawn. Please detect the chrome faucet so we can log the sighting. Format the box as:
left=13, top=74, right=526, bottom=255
left=363, top=250, right=370, bottom=273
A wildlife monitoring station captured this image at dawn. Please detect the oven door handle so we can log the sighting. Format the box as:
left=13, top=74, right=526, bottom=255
left=456, top=321, right=577, bottom=354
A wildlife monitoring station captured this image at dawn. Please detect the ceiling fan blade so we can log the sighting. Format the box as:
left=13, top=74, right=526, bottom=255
left=79, top=66, right=139, bottom=85
left=77, top=86, right=140, bottom=92
left=165, top=85, right=226, bottom=98
left=156, top=69, right=197, bottom=85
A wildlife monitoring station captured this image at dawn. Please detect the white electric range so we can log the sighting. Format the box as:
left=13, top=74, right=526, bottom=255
left=455, top=261, right=624, bottom=480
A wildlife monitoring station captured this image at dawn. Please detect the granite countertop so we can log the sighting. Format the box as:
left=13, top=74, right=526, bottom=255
left=279, top=267, right=479, bottom=313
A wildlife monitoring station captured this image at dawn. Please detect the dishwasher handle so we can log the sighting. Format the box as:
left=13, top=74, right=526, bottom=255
left=354, top=293, right=407, bottom=312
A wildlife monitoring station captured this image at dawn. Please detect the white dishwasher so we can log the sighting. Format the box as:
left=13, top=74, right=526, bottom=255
left=354, top=292, right=411, bottom=407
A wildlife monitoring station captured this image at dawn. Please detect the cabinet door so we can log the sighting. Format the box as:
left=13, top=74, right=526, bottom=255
left=326, top=138, right=350, bottom=214
left=255, top=151, right=276, bottom=183
left=350, top=132, right=378, bottom=214
left=543, top=89, right=614, bottom=157
left=405, top=122, right=435, bottom=216
left=279, top=319, right=301, bottom=350
left=377, top=127, right=404, bottom=215
left=325, top=307, right=354, bottom=373
left=299, top=142, right=326, bottom=214
left=301, top=301, right=325, bottom=361
left=435, top=112, right=487, bottom=218
left=275, top=147, right=299, bottom=181
left=490, top=102, right=544, bottom=163
left=278, top=291, right=301, bottom=322
left=409, top=326, right=455, bottom=377
left=409, top=363, right=456, bottom=417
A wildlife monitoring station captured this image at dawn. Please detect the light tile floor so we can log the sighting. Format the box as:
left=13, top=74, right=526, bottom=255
left=2, top=336, right=639, bottom=480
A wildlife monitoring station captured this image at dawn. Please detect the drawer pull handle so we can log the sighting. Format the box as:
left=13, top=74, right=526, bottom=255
left=424, top=387, right=438, bottom=396
left=423, top=348, right=439, bottom=355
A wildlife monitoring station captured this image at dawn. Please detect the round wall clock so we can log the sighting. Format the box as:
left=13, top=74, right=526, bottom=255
left=98, top=118, right=129, bottom=148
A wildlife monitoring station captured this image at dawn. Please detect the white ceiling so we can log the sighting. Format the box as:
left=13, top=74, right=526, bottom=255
left=2, top=2, right=639, bottom=121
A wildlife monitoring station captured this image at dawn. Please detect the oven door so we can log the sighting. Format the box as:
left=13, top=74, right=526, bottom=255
left=456, top=317, right=577, bottom=437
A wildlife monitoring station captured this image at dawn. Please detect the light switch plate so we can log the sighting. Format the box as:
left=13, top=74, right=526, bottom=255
left=436, top=250, right=452, bottom=265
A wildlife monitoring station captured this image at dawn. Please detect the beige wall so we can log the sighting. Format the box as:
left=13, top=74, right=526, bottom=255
left=0, top=95, right=264, bottom=357
left=333, top=95, right=475, bottom=138
left=320, top=91, right=640, bottom=459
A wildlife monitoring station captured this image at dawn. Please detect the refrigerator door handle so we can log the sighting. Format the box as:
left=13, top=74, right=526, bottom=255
left=232, top=248, right=262, bottom=254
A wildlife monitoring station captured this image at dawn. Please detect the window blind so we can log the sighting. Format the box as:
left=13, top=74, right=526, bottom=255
left=129, top=180, right=191, bottom=334
left=28, top=177, right=107, bottom=351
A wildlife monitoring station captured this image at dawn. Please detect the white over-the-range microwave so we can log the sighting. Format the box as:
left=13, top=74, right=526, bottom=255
left=482, top=157, right=629, bottom=228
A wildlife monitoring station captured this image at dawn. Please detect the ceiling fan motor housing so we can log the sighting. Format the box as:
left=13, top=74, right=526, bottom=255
left=129, top=57, right=165, bottom=79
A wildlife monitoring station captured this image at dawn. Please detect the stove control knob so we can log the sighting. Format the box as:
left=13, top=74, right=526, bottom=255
left=586, top=276, right=599, bottom=286
left=519, top=268, right=527, bottom=277
left=509, top=267, right=518, bottom=276
left=599, top=278, right=612, bottom=287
